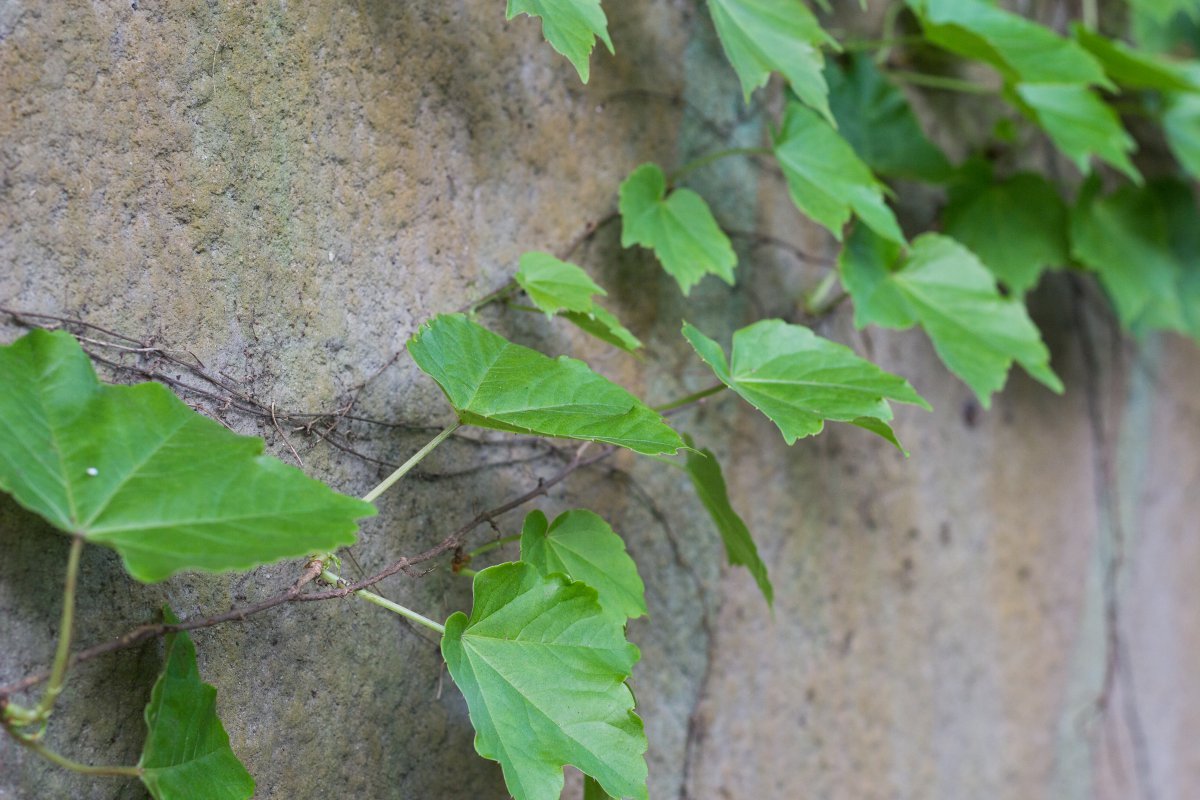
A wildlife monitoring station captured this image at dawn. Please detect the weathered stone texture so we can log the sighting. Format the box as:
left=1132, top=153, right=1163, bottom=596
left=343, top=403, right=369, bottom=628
left=2, top=2, right=1198, bottom=799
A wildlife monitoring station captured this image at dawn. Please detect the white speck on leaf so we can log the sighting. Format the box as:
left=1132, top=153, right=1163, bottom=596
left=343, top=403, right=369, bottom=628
left=85, top=467, right=99, bottom=477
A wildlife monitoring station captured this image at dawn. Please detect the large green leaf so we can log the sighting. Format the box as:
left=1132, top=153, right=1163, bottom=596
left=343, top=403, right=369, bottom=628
left=683, top=439, right=773, bottom=606
left=839, top=230, right=1064, bottom=406
left=139, top=608, right=254, bottom=800
left=0, top=330, right=373, bottom=583
left=1166, top=65, right=1200, bottom=179
left=825, top=54, right=953, bottom=182
left=1072, top=24, right=1200, bottom=92
left=1070, top=178, right=1200, bottom=339
left=618, top=163, right=737, bottom=295
left=505, top=0, right=613, bottom=83
left=682, top=320, right=929, bottom=448
left=407, top=314, right=682, bottom=454
left=442, top=562, right=648, bottom=800
left=707, top=0, right=839, bottom=121
left=773, top=102, right=905, bottom=244
left=519, top=509, right=647, bottom=622
left=942, top=167, right=1068, bottom=294
left=1011, top=83, right=1139, bottom=181
left=513, top=252, right=643, bottom=352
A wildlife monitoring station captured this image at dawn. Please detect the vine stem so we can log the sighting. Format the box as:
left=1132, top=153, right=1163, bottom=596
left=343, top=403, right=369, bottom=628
left=31, top=535, right=85, bottom=723
left=319, top=569, right=445, bottom=635
left=652, top=384, right=726, bottom=413
left=4, top=727, right=141, bottom=778
left=887, top=70, right=997, bottom=94
left=362, top=422, right=462, bottom=504
left=668, top=147, right=773, bottom=184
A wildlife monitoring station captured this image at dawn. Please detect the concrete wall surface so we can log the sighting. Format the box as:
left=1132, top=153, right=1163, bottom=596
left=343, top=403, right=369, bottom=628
left=1, top=2, right=1197, bottom=799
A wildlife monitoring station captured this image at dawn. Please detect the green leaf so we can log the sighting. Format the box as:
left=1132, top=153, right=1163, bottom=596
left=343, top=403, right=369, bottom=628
left=681, top=319, right=929, bottom=448
left=618, top=163, right=737, bottom=295
left=1129, top=0, right=1200, bottom=26
left=839, top=229, right=1064, bottom=406
left=1011, top=83, right=1140, bottom=181
left=1070, top=178, right=1200, bottom=339
left=1166, top=65, right=1200, bottom=179
left=825, top=54, right=953, bottom=182
left=0, top=330, right=373, bottom=583
left=139, top=607, right=254, bottom=800
left=505, top=0, right=613, bottom=83
left=407, top=314, right=682, bottom=455
left=442, top=562, right=648, bottom=800
left=772, top=102, right=905, bottom=244
left=561, top=307, right=643, bottom=353
left=942, top=168, right=1069, bottom=294
left=683, top=438, right=773, bottom=606
left=519, top=509, right=647, bottom=622
left=584, top=775, right=616, bottom=800
left=707, top=0, right=839, bottom=121
left=1072, top=24, right=1200, bottom=92
left=515, top=252, right=606, bottom=316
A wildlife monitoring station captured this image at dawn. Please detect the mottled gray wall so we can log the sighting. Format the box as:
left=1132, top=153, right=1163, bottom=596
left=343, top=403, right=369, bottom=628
left=2, top=2, right=1197, bottom=799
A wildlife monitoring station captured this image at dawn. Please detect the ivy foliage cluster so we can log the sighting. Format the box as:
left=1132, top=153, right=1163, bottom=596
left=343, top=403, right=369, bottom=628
left=2, top=1, right=1199, bottom=798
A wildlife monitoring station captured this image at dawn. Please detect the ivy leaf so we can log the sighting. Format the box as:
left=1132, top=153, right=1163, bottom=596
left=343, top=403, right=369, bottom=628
left=1166, top=65, right=1200, bottom=179
left=825, top=54, right=953, bottom=182
left=407, top=314, right=682, bottom=454
left=682, top=319, right=929, bottom=448
left=1070, top=178, right=1200, bottom=339
left=683, top=438, right=773, bottom=606
left=618, top=163, right=737, bottom=295
left=942, top=167, right=1068, bottom=294
left=515, top=252, right=605, bottom=317
left=1011, top=83, right=1140, bottom=181
left=1072, top=24, right=1200, bottom=92
left=561, top=307, right=643, bottom=353
left=0, top=330, right=373, bottom=583
left=707, top=0, right=839, bottom=122
left=442, top=562, right=648, bottom=800
left=505, top=0, right=613, bottom=83
left=839, top=230, right=1064, bottom=406
left=139, top=608, right=254, bottom=800
left=519, top=509, right=647, bottom=622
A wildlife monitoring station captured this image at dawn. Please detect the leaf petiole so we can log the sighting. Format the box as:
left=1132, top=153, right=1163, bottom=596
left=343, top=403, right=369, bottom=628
left=362, top=422, right=462, bottom=504
left=30, top=535, right=85, bottom=725
left=319, top=569, right=446, bottom=634
left=3, top=724, right=141, bottom=778
left=467, top=534, right=521, bottom=559
left=652, top=383, right=727, bottom=413
left=668, top=147, right=772, bottom=184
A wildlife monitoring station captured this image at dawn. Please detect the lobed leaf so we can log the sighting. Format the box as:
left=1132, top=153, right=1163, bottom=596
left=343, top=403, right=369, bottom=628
left=506, top=0, right=613, bottom=83
left=618, top=163, right=737, bottom=295
left=839, top=230, right=1063, bottom=406
left=442, top=562, right=648, bottom=800
left=1011, top=83, right=1140, bottom=182
left=519, top=509, right=647, bottom=622
left=407, top=314, right=681, bottom=454
left=139, top=608, right=254, bottom=800
left=683, top=438, right=773, bottom=606
left=0, top=330, right=373, bottom=583
left=513, top=252, right=643, bottom=352
left=773, top=102, right=905, bottom=244
left=682, top=319, right=929, bottom=449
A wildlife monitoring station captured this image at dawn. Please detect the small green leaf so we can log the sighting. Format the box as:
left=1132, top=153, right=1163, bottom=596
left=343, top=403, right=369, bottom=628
left=618, top=163, right=737, bottom=295
left=1166, top=65, right=1200, bottom=179
left=1072, top=24, right=1200, bottom=92
left=139, top=607, right=254, bottom=800
left=839, top=229, right=1064, bottom=406
left=773, top=102, right=905, bottom=244
left=682, top=319, right=929, bottom=448
left=505, top=0, right=613, bottom=83
left=825, top=54, right=953, bottom=182
left=1070, top=178, right=1200, bottom=339
left=519, top=509, right=647, bottom=622
left=442, top=562, right=648, bottom=800
left=942, top=167, right=1069, bottom=294
left=707, top=0, right=839, bottom=121
left=0, top=330, right=373, bottom=582
left=407, top=314, right=682, bottom=454
left=515, top=252, right=606, bottom=316
left=561, top=306, right=643, bottom=353
left=683, top=438, right=773, bottom=606
left=1012, top=83, right=1140, bottom=181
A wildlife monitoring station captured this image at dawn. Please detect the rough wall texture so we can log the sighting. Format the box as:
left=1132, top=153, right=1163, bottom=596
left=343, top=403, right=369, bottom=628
left=1, top=2, right=1197, bottom=799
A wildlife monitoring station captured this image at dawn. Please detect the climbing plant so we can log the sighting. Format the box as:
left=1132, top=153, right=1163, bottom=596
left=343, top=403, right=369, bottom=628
left=2, top=1, right=1198, bottom=798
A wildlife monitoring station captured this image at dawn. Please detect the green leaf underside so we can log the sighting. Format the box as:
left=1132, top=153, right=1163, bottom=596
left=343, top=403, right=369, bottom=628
left=584, top=775, right=617, bottom=800
left=520, top=509, right=647, bottom=622
left=826, top=54, right=953, bottom=182
left=683, top=439, right=773, bottom=606
left=0, top=330, right=372, bottom=582
left=839, top=230, right=1064, bottom=407
left=618, top=163, right=737, bottom=295
left=442, top=562, right=648, bottom=800
left=1011, top=83, right=1139, bottom=181
left=515, top=252, right=606, bottom=316
left=561, top=307, right=643, bottom=353
left=1166, top=65, right=1200, bottom=179
left=683, top=319, right=929, bottom=448
left=1071, top=178, right=1200, bottom=339
left=1073, top=24, right=1200, bottom=92
left=773, top=102, right=904, bottom=244
left=707, top=0, right=838, bottom=121
left=140, top=607, right=254, bottom=800
left=407, top=314, right=682, bottom=455
left=505, top=0, right=613, bottom=83
left=942, top=168, right=1068, bottom=294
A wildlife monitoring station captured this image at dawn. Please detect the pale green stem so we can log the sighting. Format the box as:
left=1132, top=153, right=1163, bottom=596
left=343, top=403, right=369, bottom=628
left=362, top=422, right=462, bottom=504
left=652, top=384, right=727, bottom=413
left=887, top=70, right=997, bottom=94
left=467, top=534, right=521, bottom=559
left=504, top=302, right=544, bottom=315
left=3, top=723, right=141, bottom=778
left=669, top=147, right=773, bottom=184
left=804, top=270, right=841, bottom=316
left=319, top=569, right=446, bottom=634
left=464, top=281, right=518, bottom=315
left=1082, top=0, right=1098, bottom=29
left=32, top=535, right=84, bottom=723
left=455, top=567, right=478, bottom=578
